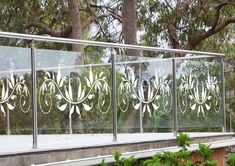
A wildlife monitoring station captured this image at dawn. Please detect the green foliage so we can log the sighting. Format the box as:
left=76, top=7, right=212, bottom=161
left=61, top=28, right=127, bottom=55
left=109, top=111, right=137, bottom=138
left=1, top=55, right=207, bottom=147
left=123, top=156, right=137, bottom=166
left=175, top=133, right=194, bottom=165
left=101, top=152, right=235, bottom=166
left=226, top=73, right=235, bottom=91
left=161, top=151, right=179, bottom=166
left=176, top=133, right=193, bottom=150
left=175, top=149, right=191, bottom=162
left=100, top=134, right=235, bottom=166
left=142, top=133, right=198, bottom=166
left=196, top=144, right=213, bottom=162
left=100, top=159, right=107, bottom=166
left=114, top=152, right=122, bottom=166
left=205, top=160, right=217, bottom=166
left=184, top=160, right=200, bottom=166
left=113, top=152, right=137, bottom=166
left=142, top=154, right=161, bottom=166
left=138, top=0, right=235, bottom=52
left=227, top=154, right=235, bottom=166
left=1, top=0, right=234, bottom=54
left=143, top=150, right=196, bottom=166
left=196, top=144, right=217, bottom=166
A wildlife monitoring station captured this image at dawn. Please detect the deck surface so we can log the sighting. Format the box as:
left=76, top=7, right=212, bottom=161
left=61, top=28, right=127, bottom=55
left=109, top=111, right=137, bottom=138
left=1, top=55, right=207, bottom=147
left=0, top=132, right=233, bottom=156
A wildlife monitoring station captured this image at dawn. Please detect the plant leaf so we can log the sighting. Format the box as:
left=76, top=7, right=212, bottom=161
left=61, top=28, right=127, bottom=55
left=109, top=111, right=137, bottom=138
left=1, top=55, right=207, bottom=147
left=0, top=105, right=5, bottom=117
left=147, top=105, right=151, bottom=114
left=79, top=89, right=85, bottom=100
left=205, top=103, right=211, bottom=110
left=70, top=105, right=75, bottom=115
left=75, top=105, right=81, bottom=116
left=59, top=77, right=65, bottom=87
left=83, top=103, right=92, bottom=111
left=3, top=85, right=9, bottom=100
left=85, top=77, right=91, bottom=87
left=77, top=79, right=82, bottom=100
left=7, top=103, right=15, bottom=110
left=152, top=103, right=159, bottom=110
left=11, top=95, right=16, bottom=100
left=57, top=70, right=61, bottom=84
left=89, top=68, right=93, bottom=84
left=11, top=73, right=14, bottom=87
left=191, top=103, right=196, bottom=110
left=155, top=95, right=160, bottom=100
left=8, top=79, right=13, bottom=89
left=1, top=81, right=5, bottom=100
left=65, top=89, right=70, bottom=100
left=143, top=105, right=146, bottom=113
left=58, top=103, right=67, bottom=111
left=133, top=102, right=141, bottom=109
left=56, top=94, right=62, bottom=100
left=88, top=94, right=94, bottom=100
left=131, top=94, right=137, bottom=99
left=68, top=80, right=73, bottom=100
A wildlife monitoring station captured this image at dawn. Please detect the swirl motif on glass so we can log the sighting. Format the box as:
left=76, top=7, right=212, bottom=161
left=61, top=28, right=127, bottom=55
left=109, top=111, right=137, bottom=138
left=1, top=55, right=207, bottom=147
left=39, top=68, right=111, bottom=117
left=178, top=71, right=220, bottom=117
left=118, top=68, right=172, bottom=116
left=0, top=73, right=30, bottom=116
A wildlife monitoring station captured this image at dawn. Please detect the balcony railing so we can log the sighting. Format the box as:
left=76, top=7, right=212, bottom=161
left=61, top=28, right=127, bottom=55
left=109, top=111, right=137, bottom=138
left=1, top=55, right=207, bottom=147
left=0, top=31, right=225, bottom=149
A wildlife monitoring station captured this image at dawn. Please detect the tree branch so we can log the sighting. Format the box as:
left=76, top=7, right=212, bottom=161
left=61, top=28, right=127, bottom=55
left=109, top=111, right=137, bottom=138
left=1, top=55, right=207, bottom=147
left=82, top=13, right=111, bottom=30
left=90, top=3, right=122, bottom=23
left=167, top=19, right=181, bottom=49
left=211, top=2, right=230, bottom=30
left=164, top=0, right=173, bottom=11
left=24, top=21, right=72, bottom=37
left=187, top=17, right=235, bottom=49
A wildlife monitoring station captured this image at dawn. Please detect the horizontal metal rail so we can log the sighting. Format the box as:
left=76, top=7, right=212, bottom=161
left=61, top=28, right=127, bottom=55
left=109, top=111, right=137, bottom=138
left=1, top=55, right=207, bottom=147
left=0, top=31, right=224, bottom=57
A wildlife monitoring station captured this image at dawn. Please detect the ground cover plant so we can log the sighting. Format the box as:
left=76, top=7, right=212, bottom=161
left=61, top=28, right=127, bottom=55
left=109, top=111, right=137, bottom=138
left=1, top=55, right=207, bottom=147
left=100, top=133, right=233, bottom=166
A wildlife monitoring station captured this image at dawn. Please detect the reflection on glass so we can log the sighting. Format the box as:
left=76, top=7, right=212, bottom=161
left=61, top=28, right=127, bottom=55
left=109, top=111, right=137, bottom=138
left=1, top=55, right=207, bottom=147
left=0, top=46, right=224, bottom=135
left=36, top=49, right=112, bottom=134
left=116, top=56, right=173, bottom=133
left=0, top=46, right=31, bottom=134
left=177, top=58, right=223, bottom=130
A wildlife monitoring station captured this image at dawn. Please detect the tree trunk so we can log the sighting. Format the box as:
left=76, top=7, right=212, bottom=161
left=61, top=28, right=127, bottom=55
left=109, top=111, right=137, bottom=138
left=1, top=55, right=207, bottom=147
left=122, top=0, right=140, bottom=56
left=68, top=0, right=84, bottom=53
left=121, top=0, right=140, bottom=129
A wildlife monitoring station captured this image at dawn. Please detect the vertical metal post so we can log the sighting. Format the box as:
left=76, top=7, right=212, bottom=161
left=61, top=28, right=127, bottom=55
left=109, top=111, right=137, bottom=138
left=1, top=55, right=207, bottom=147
left=6, top=107, right=10, bottom=135
left=221, top=57, right=226, bottom=132
left=31, top=41, right=38, bottom=148
left=138, top=65, right=143, bottom=133
left=111, top=53, right=117, bottom=142
left=172, top=57, right=178, bottom=136
left=230, top=112, right=232, bottom=132
left=68, top=74, right=72, bottom=134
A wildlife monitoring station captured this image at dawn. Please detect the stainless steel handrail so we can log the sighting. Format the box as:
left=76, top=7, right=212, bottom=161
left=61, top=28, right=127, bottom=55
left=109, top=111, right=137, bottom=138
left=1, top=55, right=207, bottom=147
left=0, top=31, right=224, bottom=57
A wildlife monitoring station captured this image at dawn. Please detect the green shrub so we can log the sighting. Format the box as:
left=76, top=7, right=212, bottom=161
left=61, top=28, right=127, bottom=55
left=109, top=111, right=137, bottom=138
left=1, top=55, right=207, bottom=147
left=227, top=154, right=235, bottom=166
left=197, top=144, right=213, bottom=162
left=196, top=144, right=217, bottom=166
left=161, top=151, right=179, bottom=166
left=100, top=159, right=107, bottom=166
left=142, top=154, right=161, bottom=166
left=113, top=152, right=137, bottom=166
left=175, top=149, right=192, bottom=164
left=100, top=133, right=221, bottom=166
left=176, top=133, right=193, bottom=150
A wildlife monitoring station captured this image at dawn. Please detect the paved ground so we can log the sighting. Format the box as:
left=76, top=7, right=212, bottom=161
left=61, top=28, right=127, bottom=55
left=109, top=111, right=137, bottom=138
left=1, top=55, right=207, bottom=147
left=0, top=132, right=233, bottom=156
